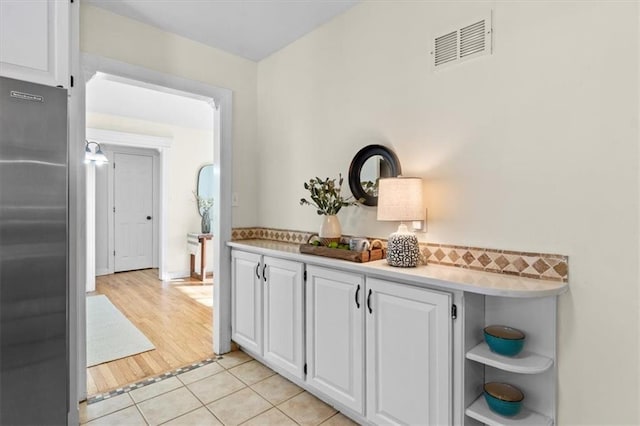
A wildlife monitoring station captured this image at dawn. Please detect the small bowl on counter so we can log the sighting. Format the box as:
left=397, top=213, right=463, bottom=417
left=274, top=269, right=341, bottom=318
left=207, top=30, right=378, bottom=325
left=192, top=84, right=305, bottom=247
left=484, top=325, right=525, bottom=357
left=483, top=382, right=524, bottom=417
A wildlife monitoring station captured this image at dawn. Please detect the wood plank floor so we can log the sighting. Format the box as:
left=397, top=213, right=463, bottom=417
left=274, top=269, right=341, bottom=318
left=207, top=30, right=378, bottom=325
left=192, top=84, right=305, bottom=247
left=87, top=269, right=213, bottom=396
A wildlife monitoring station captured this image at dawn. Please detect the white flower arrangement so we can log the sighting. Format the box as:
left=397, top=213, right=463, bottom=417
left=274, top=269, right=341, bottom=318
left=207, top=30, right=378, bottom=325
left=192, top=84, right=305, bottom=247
left=194, top=192, right=213, bottom=214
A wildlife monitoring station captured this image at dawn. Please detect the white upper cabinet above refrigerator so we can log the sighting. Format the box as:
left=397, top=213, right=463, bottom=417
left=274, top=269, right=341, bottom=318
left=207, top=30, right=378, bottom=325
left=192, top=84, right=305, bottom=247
left=0, top=0, right=69, bottom=88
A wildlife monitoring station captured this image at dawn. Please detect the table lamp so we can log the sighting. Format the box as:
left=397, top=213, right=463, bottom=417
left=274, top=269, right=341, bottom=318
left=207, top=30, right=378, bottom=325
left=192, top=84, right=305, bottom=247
left=377, top=177, right=423, bottom=267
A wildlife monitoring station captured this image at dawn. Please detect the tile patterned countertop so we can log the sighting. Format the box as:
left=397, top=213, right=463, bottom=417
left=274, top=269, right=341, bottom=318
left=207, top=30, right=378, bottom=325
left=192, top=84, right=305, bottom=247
left=228, top=240, right=569, bottom=298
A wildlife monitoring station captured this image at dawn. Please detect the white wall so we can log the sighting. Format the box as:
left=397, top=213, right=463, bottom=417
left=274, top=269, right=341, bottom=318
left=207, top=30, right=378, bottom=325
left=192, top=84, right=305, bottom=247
left=81, top=3, right=258, bottom=227
left=257, top=2, right=639, bottom=424
left=88, top=113, right=213, bottom=277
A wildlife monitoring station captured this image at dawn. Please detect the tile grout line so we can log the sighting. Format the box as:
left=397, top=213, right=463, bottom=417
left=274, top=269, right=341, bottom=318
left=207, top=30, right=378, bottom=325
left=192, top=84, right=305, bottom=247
left=322, top=412, right=341, bottom=425
left=235, top=395, right=275, bottom=425
left=132, top=402, right=150, bottom=426
left=173, top=354, right=262, bottom=413
left=271, top=387, right=306, bottom=407
left=274, top=405, right=303, bottom=425
left=204, top=383, right=253, bottom=408
left=226, top=365, right=276, bottom=388
left=203, top=385, right=274, bottom=425
left=248, top=376, right=306, bottom=407
left=200, top=400, right=226, bottom=425
left=80, top=393, right=137, bottom=425
left=202, top=357, right=304, bottom=425
left=181, top=373, right=226, bottom=424
left=153, top=386, right=216, bottom=426
left=270, top=387, right=340, bottom=425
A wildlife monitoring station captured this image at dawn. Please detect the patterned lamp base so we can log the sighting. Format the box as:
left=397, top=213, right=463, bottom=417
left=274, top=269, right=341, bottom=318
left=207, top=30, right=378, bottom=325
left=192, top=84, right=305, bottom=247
left=386, top=231, right=420, bottom=267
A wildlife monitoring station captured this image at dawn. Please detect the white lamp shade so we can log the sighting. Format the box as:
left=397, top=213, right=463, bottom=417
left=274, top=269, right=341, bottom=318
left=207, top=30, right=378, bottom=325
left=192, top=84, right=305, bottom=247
left=377, top=177, right=423, bottom=221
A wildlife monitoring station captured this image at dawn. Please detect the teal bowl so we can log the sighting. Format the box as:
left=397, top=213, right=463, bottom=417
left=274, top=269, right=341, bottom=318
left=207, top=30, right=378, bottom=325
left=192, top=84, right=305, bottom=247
left=484, top=382, right=524, bottom=417
left=484, top=325, right=525, bottom=357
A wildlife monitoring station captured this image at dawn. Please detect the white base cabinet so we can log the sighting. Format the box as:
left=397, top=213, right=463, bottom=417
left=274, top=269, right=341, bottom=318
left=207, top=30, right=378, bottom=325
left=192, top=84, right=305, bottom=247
left=230, top=244, right=565, bottom=426
left=305, top=266, right=365, bottom=414
left=0, top=0, right=69, bottom=88
left=366, top=278, right=452, bottom=426
left=263, top=256, right=305, bottom=379
left=231, top=251, right=263, bottom=355
left=231, top=251, right=305, bottom=379
left=304, top=266, right=453, bottom=424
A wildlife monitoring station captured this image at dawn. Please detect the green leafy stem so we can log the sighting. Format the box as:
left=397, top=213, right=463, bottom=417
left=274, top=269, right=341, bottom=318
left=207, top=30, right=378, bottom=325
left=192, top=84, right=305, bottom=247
left=299, top=174, right=360, bottom=215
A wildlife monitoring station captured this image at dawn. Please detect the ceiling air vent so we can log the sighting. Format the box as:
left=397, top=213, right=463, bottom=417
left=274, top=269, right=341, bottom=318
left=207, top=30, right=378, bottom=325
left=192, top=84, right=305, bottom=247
left=432, top=13, right=492, bottom=70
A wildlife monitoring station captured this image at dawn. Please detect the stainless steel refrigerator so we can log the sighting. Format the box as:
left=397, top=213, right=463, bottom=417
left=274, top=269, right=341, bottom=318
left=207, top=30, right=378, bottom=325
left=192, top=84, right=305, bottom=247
left=0, top=76, right=68, bottom=424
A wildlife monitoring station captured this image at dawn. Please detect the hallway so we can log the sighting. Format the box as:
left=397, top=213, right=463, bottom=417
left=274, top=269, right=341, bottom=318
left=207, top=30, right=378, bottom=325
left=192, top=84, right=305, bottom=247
left=88, top=269, right=213, bottom=395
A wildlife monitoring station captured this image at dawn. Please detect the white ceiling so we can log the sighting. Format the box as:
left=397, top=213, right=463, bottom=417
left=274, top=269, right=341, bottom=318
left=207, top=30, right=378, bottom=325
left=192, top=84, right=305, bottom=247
left=86, top=0, right=360, bottom=61
left=86, top=74, right=214, bottom=130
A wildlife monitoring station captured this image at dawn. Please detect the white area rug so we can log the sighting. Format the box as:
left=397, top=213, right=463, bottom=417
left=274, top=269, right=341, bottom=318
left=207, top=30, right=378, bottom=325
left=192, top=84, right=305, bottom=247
left=86, top=295, right=155, bottom=367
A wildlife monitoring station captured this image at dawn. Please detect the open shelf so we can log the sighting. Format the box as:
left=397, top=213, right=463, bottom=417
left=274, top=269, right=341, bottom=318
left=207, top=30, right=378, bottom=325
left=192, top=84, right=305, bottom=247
left=466, top=342, right=553, bottom=374
left=465, top=396, right=552, bottom=426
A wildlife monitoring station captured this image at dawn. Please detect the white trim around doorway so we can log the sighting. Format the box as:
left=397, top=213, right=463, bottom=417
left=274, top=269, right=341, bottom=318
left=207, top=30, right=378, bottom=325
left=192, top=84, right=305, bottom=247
left=85, top=129, right=170, bottom=288
left=73, top=53, right=234, bottom=405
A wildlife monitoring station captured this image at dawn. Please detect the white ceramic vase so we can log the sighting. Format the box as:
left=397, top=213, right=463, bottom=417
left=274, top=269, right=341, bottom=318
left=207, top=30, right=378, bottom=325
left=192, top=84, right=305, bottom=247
left=319, top=214, right=341, bottom=245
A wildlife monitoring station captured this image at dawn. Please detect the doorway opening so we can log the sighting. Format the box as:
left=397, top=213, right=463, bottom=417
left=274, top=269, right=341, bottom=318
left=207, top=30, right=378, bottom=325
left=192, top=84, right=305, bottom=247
left=84, top=72, right=217, bottom=396
left=74, top=54, right=233, bottom=405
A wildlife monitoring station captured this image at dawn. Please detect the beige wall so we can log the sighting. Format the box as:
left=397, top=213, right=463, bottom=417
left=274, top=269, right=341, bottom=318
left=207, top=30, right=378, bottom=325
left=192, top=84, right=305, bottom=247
left=257, top=2, right=639, bottom=424
left=81, top=3, right=258, bottom=227
left=81, top=1, right=640, bottom=422
left=88, top=112, right=213, bottom=276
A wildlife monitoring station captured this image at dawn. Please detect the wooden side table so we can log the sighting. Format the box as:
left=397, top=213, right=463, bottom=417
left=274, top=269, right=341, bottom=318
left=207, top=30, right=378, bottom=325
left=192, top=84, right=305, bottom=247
left=188, top=233, right=213, bottom=281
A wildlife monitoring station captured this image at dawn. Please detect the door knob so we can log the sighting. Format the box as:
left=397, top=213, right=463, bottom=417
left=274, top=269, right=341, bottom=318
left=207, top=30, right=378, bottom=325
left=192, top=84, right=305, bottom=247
left=146, top=216, right=152, bottom=220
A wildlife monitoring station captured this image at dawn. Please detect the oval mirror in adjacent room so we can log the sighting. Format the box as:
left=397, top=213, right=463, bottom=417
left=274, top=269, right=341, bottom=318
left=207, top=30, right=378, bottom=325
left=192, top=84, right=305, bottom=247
left=348, top=145, right=401, bottom=206
left=197, top=164, right=213, bottom=215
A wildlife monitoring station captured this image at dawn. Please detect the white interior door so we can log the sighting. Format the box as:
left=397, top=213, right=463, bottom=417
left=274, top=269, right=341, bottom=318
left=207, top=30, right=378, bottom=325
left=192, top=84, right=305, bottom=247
left=114, top=152, right=153, bottom=272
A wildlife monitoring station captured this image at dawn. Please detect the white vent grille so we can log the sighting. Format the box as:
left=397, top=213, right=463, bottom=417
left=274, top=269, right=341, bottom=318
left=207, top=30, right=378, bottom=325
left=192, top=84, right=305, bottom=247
left=434, top=31, right=457, bottom=67
left=460, top=20, right=486, bottom=58
left=432, top=13, right=492, bottom=70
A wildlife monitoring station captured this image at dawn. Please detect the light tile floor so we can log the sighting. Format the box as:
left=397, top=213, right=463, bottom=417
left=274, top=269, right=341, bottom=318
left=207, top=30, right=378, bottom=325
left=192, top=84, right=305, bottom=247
left=81, top=351, right=359, bottom=426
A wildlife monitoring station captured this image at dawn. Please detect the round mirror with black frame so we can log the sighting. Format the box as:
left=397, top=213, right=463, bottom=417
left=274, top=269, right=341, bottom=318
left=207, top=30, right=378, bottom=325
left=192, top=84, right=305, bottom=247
left=348, top=145, right=401, bottom=206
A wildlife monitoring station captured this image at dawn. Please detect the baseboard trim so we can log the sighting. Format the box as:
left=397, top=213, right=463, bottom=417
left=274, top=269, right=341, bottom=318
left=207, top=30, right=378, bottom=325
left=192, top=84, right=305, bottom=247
left=163, top=270, right=191, bottom=281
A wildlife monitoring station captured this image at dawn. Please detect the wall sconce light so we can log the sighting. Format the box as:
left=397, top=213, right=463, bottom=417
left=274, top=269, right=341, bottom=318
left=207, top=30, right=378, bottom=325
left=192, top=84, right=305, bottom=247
left=377, top=176, right=424, bottom=267
left=84, top=140, right=108, bottom=165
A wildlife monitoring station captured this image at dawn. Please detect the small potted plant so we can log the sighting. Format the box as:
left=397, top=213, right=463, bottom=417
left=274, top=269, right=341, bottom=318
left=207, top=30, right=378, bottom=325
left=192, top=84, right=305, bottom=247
left=299, top=174, right=359, bottom=245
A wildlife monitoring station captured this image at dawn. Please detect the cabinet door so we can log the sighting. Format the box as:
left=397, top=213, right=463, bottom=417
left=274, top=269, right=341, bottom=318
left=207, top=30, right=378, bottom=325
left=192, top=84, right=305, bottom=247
left=366, top=278, right=452, bottom=425
left=0, top=0, right=69, bottom=88
left=306, top=266, right=364, bottom=414
left=231, top=250, right=262, bottom=355
left=262, top=256, right=305, bottom=379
